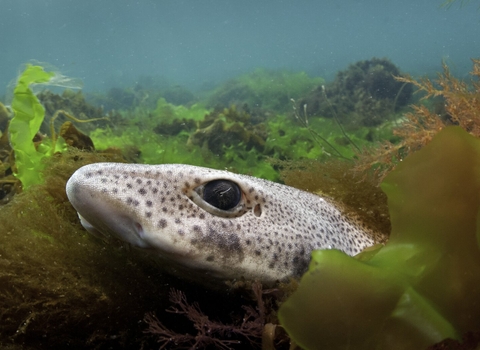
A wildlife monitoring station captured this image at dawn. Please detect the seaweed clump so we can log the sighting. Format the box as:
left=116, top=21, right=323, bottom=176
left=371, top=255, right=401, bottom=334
left=38, top=89, right=111, bottom=133
left=300, top=57, right=413, bottom=127
left=0, top=150, right=169, bottom=349
left=188, top=105, right=267, bottom=156
left=355, top=58, right=480, bottom=182
left=144, top=282, right=287, bottom=349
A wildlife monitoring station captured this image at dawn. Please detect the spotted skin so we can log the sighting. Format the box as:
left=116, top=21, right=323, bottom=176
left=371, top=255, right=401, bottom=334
left=66, top=163, right=377, bottom=284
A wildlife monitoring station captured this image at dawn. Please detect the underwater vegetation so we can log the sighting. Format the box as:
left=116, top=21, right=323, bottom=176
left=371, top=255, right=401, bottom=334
left=355, top=58, right=480, bottom=182
left=1, top=57, right=480, bottom=349
left=89, top=94, right=379, bottom=182
left=277, top=59, right=480, bottom=240
left=3, top=61, right=393, bottom=193
left=187, top=105, right=267, bottom=155
left=38, top=89, right=109, bottom=133
left=207, top=68, right=324, bottom=113
left=278, top=59, right=480, bottom=349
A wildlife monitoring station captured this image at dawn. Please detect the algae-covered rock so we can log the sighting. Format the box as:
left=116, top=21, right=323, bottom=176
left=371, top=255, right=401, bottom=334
left=278, top=126, right=480, bottom=349
left=188, top=106, right=266, bottom=156
left=300, top=58, right=412, bottom=127
left=59, top=121, right=95, bottom=151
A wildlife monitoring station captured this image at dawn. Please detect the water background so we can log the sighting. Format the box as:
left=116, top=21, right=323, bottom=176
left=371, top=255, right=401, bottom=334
left=0, top=0, right=478, bottom=95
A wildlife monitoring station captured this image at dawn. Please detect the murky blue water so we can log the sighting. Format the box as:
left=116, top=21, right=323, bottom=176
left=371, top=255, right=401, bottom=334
left=0, top=0, right=478, bottom=94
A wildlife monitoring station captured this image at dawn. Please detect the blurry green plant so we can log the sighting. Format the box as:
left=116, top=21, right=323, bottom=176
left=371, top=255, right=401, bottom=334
left=278, top=126, right=480, bottom=349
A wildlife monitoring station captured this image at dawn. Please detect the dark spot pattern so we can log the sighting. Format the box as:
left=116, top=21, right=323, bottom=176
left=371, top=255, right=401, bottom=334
left=158, top=219, right=167, bottom=228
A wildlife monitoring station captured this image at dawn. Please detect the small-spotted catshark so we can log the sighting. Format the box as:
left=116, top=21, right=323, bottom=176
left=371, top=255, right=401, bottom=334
left=66, top=163, right=377, bottom=284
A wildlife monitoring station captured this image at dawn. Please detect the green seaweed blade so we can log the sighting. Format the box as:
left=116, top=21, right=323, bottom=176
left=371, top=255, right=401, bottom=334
left=9, top=64, right=54, bottom=189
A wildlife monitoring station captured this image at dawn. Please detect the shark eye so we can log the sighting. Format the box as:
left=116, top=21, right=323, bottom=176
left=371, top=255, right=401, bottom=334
left=203, top=180, right=241, bottom=210
left=190, top=179, right=247, bottom=218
